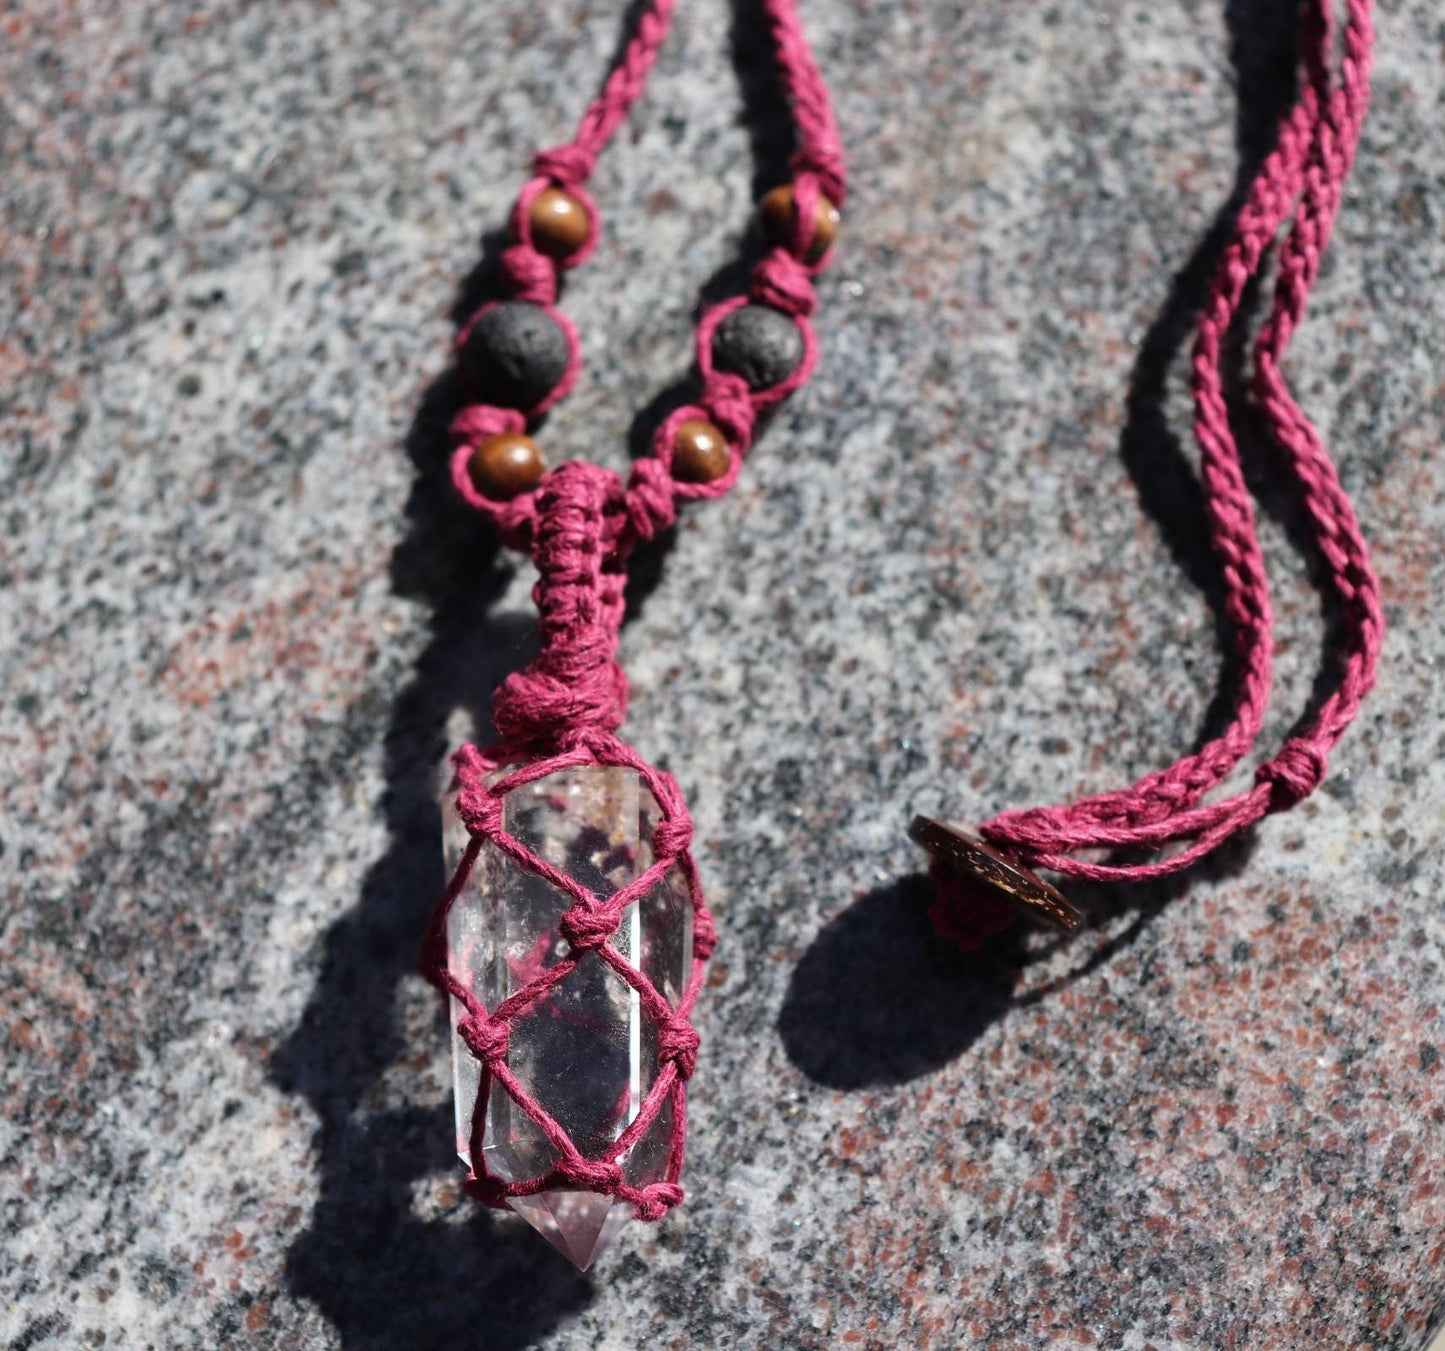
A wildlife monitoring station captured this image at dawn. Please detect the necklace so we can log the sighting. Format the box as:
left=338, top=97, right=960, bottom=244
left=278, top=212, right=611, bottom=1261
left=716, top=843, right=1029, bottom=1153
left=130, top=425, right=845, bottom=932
left=914, top=0, right=1383, bottom=946
left=417, top=0, right=843, bottom=1268
left=418, top=0, right=1381, bottom=1274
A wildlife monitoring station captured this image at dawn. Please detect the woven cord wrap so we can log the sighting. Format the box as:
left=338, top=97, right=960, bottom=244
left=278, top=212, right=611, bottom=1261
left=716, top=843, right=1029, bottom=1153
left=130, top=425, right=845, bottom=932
left=490, top=462, right=631, bottom=752
left=419, top=739, right=710, bottom=1222
left=934, top=0, right=1381, bottom=945
left=421, top=0, right=846, bottom=1222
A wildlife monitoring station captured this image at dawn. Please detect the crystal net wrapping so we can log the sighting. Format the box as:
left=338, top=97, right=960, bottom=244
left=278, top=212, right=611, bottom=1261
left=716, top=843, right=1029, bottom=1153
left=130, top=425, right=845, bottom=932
left=419, top=741, right=717, bottom=1252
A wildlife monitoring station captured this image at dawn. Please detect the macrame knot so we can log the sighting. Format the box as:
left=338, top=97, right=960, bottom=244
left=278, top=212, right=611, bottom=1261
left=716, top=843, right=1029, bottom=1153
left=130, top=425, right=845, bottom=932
left=657, top=1018, right=701, bottom=1080
left=751, top=249, right=817, bottom=317
left=490, top=461, right=634, bottom=749
left=491, top=667, right=629, bottom=746
left=450, top=404, right=526, bottom=444
left=650, top=813, right=692, bottom=860
left=534, top=144, right=597, bottom=189
left=455, top=787, right=502, bottom=836
left=1256, top=740, right=1329, bottom=811
left=464, top=1172, right=511, bottom=1209
left=458, top=1013, right=510, bottom=1064
left=499, top=244, right=558, bottom=305
left=626, top=457, right=679, bottom=541
left=559, top=1157, right=624, bottom=1193
left=701, top=371, right=757, bottom=448
left=559, top=903, right=621, bottom=953
left=633, top=1182, right=684, bottom=1221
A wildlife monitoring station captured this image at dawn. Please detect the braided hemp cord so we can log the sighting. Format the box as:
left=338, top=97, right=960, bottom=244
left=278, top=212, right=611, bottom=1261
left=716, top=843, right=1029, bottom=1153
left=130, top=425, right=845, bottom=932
left=934, top=0, right=1382, bottom=945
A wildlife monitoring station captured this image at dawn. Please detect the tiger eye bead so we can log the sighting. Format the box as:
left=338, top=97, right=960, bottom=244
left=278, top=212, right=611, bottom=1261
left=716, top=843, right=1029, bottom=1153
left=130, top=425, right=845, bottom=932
left=759, top=184, right=840, bottom=264
left=527, top=187, right=591, bottom=260
left=671, top=419, right=731, bottom=484
left=468, top=432, right=547, bottom=499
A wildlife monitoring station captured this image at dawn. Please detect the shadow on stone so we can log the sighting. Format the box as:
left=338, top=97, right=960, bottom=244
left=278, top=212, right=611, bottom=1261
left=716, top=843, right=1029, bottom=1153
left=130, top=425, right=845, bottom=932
left=267, top=305, right=596, bottom=1345
left=780, top=831, right=1260, bottom=1090
left=731, top=0, right=798, bottom=200
left=778, top=874, right=1028, bottom=1089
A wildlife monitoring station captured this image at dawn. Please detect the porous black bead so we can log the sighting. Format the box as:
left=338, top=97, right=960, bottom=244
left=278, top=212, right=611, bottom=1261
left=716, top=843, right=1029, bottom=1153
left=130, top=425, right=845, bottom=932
left=711, top=305, right=804, bottom=391
left=462, top=301, right=570, bottom=409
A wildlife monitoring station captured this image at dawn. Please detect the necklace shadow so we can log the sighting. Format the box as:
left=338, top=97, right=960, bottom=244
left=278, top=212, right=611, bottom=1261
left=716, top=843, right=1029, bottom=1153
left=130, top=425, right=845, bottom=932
left=266, top=286, right=593, bottom=1345
left=265, top=0, right=818, bottom=1343
left=780, top=0, right=1348, bottom=1091
left=779, top=834, right=1256, bottom=1090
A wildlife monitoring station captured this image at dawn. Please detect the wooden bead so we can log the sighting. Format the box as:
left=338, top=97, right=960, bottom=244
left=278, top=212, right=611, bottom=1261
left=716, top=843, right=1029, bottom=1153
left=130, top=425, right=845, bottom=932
left=759, top=184, right=840, bottom=263
left=671, top=419, right=731, bottom=484
left=468, top=433, right=546, bottom=499
left=527, top=187, right=591, bottom=260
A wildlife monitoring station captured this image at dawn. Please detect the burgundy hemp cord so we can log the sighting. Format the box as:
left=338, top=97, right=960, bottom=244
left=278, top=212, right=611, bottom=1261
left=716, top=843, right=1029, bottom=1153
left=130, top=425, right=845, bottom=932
left=417, top=0, right=844, bottom=1242
left=923, top=0, right=1384, bottom=949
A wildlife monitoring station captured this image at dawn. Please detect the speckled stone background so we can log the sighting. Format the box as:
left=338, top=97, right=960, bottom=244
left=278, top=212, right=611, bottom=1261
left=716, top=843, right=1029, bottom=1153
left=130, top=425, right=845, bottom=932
left=3, top=1, right=1443, bottom=1347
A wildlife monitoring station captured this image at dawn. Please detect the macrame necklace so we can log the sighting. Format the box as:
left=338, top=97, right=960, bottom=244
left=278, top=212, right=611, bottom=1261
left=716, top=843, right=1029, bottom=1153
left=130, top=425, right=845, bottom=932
left=417, top=0, right=844, bottom=1268
left=420, top=0, right=1381, bottom=1272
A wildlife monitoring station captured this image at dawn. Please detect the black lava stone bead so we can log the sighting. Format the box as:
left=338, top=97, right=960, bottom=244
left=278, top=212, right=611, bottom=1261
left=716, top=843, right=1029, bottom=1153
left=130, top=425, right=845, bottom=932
left=462, top=301, right=570, bottom=409
left=711, top=305, right=804, bottom=391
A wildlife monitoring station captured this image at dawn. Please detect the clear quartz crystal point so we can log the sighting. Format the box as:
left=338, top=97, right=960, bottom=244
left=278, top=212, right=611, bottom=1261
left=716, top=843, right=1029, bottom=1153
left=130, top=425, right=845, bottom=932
left=443, top=764, right=692, bottom=1269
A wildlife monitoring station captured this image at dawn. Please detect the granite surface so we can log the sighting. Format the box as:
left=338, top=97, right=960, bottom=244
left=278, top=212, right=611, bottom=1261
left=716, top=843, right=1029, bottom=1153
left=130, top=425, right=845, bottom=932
left=3, top=1, right=1444, bottom=1347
